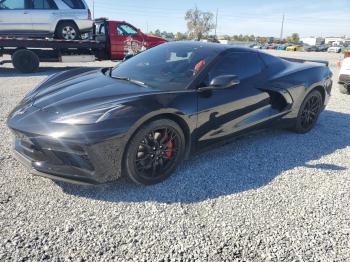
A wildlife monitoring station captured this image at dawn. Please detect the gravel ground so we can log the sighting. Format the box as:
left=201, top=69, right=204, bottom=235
left=0, top=51, right=350, bottom=261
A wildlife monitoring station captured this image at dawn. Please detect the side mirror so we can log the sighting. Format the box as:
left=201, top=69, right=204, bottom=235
left=199, top=75, right=240, bottom=91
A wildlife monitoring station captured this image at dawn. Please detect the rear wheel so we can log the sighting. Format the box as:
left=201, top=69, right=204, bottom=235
left=339, top=84, right=350, bottom=94
left=12, top=49, right=39, bottom=73
left=56, top=22, right=80, bottom=40
left=124, top=119, right=186, bottom=185
left=293, top=90, right=323, bottom=133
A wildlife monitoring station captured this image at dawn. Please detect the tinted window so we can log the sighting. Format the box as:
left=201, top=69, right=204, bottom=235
left=117, top=24, right=138, bottom=36
left=0, top=0, right=25, bottom=9
left=208, top=52, right=264, bottom=82
left=61, top=0, right=85, bottom=9
left=111, top=43, right=219, bottom=90
left=98, top=24, right=105, bottom=35
left=32, top=0, right=57, bottom=9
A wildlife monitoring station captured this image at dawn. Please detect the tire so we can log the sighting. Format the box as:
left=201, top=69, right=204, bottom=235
left=55, top=22, right=80, bottom=40
left=12, top=49, right=39, bottom=73
left=124, top=119, right=186, bottom=185
left=293, top=90, right=323, bottom=134
left=339, top=84, right=350, bottom=94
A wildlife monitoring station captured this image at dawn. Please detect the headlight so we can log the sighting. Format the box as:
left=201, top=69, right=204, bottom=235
left=53, top=104, right=124, bottom=125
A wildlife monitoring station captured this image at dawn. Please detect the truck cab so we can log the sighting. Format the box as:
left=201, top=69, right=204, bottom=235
left=95, top=19, right=167, bottom=60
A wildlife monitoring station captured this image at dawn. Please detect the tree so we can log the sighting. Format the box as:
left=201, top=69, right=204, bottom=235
left=286, top=33, right=300, bottom=43
left=161, top=31, right=175, bottom=39
left=150, top=29, right=175, bottom=40
left=185, top=7, right=215, bottom=41
left=154, top=29, right=161, bottom=37
left=175, top=32, right=188, bottom=40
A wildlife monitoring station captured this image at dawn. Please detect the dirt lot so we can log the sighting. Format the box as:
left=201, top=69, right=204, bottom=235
left=1, top=50, right=350, bottom=261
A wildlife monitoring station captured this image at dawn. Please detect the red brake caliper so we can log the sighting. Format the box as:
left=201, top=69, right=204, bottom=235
left=166, top=141, right=173, bottom=157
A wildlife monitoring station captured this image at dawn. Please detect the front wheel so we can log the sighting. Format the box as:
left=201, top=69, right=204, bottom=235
left=293, top=90, right=323, bottom=133
left=55, top=22, right=80, bottom=40
left=124, top=119, right=186, bottom=185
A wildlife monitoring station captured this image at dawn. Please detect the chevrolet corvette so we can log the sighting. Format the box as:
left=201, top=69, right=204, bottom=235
left=7, top=41, right=333, bottom=185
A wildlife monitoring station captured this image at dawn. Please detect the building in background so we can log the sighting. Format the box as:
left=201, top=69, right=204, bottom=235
left=300, top=37, right=325, bottom=46
left=325, top=37, right=350, bottom=46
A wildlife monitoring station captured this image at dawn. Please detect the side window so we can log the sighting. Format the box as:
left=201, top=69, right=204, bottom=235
left=98, top=24, right=106, bottom=35
left=117, top=24, right=138, bottom=36
left=32, top=0, right=57, bottom=9
left=61, top=0, right=85, bottom=9
left=208, top=52, right=264, bottom=82
left=0, top=0, right=25, bottom=9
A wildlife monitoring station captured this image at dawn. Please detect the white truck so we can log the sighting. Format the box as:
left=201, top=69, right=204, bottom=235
left=338, top=57, right=350, bottom=94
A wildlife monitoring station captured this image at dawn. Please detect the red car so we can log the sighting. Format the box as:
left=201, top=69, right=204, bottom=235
left=102, top=20, right=167, bottom=60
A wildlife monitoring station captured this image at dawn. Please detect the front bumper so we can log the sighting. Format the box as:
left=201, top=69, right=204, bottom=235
left=12, top=131, right=125, bottom=185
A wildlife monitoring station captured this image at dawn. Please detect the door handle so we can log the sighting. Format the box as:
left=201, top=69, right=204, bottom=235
left=23, top=12, right=29, bottom=14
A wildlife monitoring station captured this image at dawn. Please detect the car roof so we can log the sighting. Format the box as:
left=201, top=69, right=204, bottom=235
left=165, top=41, right=258, bottom=54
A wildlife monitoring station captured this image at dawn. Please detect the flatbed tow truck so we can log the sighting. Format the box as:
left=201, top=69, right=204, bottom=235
left=0, top=19, right=166, bottom=73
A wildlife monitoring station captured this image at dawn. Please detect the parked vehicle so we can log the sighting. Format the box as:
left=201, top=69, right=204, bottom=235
left=7, top=41, right=333, bottom=185
left=277, top=44, right=288, bottom=50
left=338, top=57, right=350, bottom=94
left=316, top=45, right=328, bottom=52
left=327, top=46, right=343, bottom=53
left=304, top=45, right=318, bottom=52
left=0, top=0, right=93, bottom=40
left=286, top=45, right=303, bottom=51
left=267, top=44, right=278, bottom=50
left=0, top=18, right=167, bottom=72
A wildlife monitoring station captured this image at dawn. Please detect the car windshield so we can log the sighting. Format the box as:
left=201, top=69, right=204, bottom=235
left=111, top=43, right=219, bottom=90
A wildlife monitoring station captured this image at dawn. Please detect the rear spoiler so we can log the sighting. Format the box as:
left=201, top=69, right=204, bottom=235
left=280, top=57, right=329, bottom=67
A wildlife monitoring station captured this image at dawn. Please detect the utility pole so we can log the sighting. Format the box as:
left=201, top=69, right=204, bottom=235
left=280, top=13, right=285, bottom=41
left=214, top=8, right=218, bottom=38
left=92, top=0, right=95, bottom=20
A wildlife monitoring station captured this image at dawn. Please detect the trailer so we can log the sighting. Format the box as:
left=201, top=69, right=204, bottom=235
left=0, top=18, right=167, bottom=73
left=0, top=37, right=108, bottom=73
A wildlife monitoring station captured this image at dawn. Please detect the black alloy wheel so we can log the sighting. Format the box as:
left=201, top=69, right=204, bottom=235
left=294, top=90, right=323, bottom=133
left=124, top=119, right=185, bottom=185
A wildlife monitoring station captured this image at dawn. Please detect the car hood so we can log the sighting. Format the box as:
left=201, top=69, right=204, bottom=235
left=144, top=34, right=167, bottom=44
left=31, top=68, right=157, bottom=111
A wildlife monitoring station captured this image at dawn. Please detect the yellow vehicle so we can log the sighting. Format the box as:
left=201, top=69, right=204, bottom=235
left=286, top=45, right=303, bottom=51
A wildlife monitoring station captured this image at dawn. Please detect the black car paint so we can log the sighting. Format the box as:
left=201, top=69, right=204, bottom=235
left=7, top=42, right=333, bottom=184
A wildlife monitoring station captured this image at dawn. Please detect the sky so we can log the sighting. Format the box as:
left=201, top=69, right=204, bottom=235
left=85, top=0, right=350, bottom=38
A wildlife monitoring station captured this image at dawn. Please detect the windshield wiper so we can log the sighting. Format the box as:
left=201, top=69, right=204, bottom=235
left=111, top=76, right=149, bottom=88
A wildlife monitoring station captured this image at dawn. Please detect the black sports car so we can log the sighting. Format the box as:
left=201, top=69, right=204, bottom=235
left=7, top=42, right=333, bottom=185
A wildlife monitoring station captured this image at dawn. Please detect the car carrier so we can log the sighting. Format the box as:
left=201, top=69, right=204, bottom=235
left=0, top=18, right=167, bottom=73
